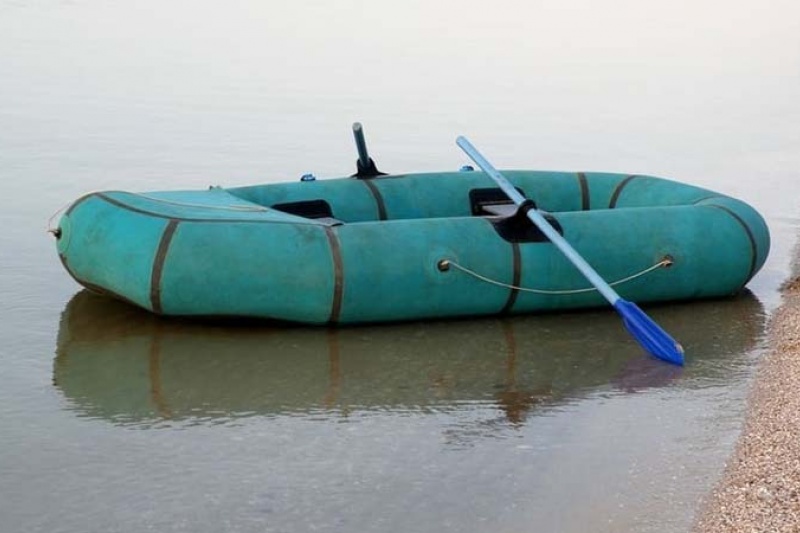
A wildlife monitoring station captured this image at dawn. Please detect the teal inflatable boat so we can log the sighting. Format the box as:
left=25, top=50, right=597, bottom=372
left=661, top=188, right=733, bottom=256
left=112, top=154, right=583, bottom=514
left=53, top=163, right=769, bottom=324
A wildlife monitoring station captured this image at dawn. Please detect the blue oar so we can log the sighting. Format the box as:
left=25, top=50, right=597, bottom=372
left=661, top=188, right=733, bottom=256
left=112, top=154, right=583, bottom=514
left=456, top=136, right=684, bottom=366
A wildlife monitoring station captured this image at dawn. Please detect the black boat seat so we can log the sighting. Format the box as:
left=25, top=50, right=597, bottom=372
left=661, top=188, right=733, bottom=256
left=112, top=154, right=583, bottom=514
left=272, top=199, right=344, bottom=225
left=480, top=204, right=517, bottom=217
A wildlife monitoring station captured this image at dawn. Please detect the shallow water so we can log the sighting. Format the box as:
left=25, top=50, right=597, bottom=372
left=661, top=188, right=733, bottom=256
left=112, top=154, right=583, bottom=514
left=2, top=1, right=799, bottom=532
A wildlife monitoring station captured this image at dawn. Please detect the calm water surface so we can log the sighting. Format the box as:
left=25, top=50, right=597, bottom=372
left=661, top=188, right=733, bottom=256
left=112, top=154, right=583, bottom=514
left=1, top=1, right=799, bottom=532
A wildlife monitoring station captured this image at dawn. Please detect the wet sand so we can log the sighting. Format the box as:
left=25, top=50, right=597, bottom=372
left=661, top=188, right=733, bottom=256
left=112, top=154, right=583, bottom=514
left=693, top=278, right=800, bottom=532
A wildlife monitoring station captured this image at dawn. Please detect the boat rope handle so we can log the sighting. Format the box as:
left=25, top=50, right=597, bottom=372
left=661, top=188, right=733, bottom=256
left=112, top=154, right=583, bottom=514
left=439, top=256, right=673, bottom=295
left=47, top=201, right=73, bottom=235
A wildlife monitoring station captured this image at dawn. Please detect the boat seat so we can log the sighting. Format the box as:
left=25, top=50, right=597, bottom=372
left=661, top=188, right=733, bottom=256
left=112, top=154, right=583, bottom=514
left=469, top=187, right=527, bottom=217
left=480, top=204, right=517, bottom=217
left=272, top=199, right=344, bottom=225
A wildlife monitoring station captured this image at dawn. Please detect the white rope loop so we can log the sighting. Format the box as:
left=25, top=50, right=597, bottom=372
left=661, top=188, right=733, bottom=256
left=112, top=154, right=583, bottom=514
left=440, top=257, right=673, bottom=295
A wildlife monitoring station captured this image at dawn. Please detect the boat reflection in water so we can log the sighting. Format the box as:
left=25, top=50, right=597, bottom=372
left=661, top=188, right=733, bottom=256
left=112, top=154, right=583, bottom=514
left=54, top=290, right=766, bottom=428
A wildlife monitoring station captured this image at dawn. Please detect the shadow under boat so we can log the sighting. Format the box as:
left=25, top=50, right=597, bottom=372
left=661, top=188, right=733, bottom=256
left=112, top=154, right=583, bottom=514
left=53, top=290, right=767, bottom=428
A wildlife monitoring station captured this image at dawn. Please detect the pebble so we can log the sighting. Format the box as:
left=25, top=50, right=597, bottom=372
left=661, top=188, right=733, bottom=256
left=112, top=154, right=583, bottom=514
left=693, top=276, right=800, bottom=532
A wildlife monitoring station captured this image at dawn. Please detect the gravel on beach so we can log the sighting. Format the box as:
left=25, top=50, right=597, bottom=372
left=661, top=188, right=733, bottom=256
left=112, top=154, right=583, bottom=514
left=693, top=278, right=800, bottom=532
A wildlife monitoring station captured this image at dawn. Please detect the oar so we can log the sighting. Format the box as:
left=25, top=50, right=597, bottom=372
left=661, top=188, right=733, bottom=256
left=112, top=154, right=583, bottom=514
left=456, top=136, right=684, bottom=366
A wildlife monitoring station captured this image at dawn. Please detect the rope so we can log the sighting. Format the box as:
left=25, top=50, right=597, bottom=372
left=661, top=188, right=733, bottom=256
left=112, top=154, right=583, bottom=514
left=47, top=201, right=72, bottom=234
left=442, top=257, right=673, bottom=295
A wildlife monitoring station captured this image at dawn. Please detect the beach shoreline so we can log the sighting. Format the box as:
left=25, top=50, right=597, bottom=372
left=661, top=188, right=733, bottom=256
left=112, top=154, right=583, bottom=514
left=693, top=277, right=800, bottom=532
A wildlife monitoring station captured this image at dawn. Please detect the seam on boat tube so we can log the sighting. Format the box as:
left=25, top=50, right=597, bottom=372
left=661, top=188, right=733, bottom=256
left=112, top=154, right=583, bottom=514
left=324, top=226, right=344, bottom=324
left=150, top=220, right=180, bottom=314
left=360, top=179, right=388, bottom=220
left=704, top=204, right=759, bottom=285
left=59, top=253, right=141, bottom=307
left=576, top=172, right=590, bottom=210
left=608, top=175, right=639, bottom=208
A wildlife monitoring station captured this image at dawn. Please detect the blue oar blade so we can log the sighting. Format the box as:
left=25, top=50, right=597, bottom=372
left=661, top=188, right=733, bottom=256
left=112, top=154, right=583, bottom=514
left=614, top=300, right=685, bottom=366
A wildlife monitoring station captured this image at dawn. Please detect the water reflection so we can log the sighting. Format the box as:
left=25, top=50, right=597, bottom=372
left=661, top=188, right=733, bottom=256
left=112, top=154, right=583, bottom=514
left=54, top=291, right=766, bottom=428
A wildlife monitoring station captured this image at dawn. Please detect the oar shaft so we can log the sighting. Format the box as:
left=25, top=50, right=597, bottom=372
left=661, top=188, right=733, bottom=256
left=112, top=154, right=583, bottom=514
left=456, top=137, right=525, bottom=204
left=527, top=206, right=619, bottom=304
left=456, top=136, right=619, bottom=305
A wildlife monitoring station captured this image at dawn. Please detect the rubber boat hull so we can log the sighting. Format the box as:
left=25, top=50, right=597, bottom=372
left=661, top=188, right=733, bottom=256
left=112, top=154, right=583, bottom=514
left=55, top=171, right=770, bottom=324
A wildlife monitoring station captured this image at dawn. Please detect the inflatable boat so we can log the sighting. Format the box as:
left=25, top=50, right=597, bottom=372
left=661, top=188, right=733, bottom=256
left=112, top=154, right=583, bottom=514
left=52, top=135, right=770, bottom=325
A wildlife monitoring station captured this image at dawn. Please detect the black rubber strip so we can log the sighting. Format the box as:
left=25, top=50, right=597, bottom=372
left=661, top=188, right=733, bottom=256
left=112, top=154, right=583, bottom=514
left=58, top=253, right=141, bottom=307
left=64, top=193, right=95, bottom=217
left=150, top=220, right=180, bottom=314
left=705, top=204, right=759, bottom=285
left=609, top=175, right=639, bottom=208
left=324, top=226, right=344, bottom=324
left=361, top=180, right=388, bottom=220
left=577, top=172, right=590, bottom=210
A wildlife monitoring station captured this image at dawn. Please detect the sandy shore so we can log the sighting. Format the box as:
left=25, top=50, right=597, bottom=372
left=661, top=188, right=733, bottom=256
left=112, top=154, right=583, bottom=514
left=693, top=278, right=800, bottom=532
